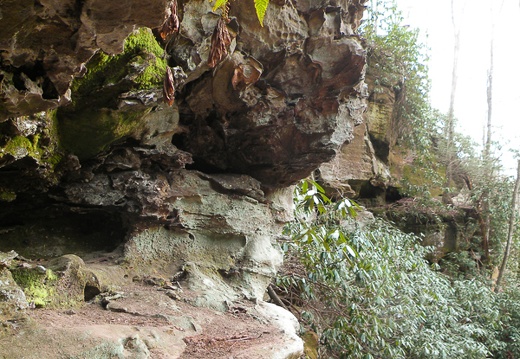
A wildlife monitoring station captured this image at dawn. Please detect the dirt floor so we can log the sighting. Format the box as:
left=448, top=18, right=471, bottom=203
left=0, top=280, right=300, bottom=358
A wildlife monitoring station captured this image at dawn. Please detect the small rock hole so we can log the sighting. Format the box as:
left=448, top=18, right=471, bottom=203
left=84, top=285, right=101, bottom=301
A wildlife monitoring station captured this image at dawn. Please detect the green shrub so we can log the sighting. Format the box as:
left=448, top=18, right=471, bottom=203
left=277, top=180, right=514, bottom=358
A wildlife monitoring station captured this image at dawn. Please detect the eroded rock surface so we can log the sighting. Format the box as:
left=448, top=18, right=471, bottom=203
left=0, top=0, right=368, bottom=356
left=0, top=0, right=168, bottom=118
left=0, top=280, right=303, bottom=359
left=318, top=69, right=397, bottom=201
left=172, top=0, right=367, bottom=186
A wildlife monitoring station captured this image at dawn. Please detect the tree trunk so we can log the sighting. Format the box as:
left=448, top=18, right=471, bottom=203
left=484, top=33, right=494, bottom=159
left=444, top=0, right=461, bottom=190
left=494, top=160, right=520, bottom=292
left=480, top=12, right=497, bottom=263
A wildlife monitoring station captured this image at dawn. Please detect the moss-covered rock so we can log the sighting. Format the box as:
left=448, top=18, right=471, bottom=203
left=0, top=268, right=28, bottom=320
left=70, top=27, right=166, bottom=109
left=0, top=111, right=64, bottom=198
left=9, top=255, right=120, bottom=308
left=10, top=267, right=58, bottom=308
left=59, top=107, right=152, bottom=159
left=57, top=27, right=167, bottom=159
left=302, top=330, right=319, bottom=359
left=0, top=189, right=17, bottom=202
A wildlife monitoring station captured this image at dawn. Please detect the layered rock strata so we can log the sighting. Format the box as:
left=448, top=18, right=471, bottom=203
left=0, top=5, right=367, bottom=357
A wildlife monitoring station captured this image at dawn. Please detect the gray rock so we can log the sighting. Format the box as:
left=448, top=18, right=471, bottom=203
left=0, top=268, right=28, bottom=318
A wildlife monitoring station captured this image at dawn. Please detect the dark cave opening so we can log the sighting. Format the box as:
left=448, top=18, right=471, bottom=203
left=0, top=204, right=127, bottom=259
left=84, top=285, right=101, bottom=301
left=11, top=61, right=60, bottom=100
left=385, top=186, right=403, bottom=203
left=368, top=133, right=390, bottom=163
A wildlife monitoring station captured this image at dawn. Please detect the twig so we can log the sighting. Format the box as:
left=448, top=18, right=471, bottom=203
left=226, top=333, right=263, bottom=342
left=267, top=284, right=289, bottom=311
left=227, top=333, right=264, bottom=351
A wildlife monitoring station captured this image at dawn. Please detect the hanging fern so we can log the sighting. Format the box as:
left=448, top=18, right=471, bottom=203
left=212, top=0, right=269, bottom=26
left=253, top=0, right=269, bottom=26
left=212, top=0, right=228, bottom=13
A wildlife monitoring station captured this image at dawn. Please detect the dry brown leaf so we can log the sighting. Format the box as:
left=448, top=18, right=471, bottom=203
left=208, top=18, right=232, bottom=69
left=163, top=67, right=175, bottom=106
left=231, top=62, right=262, bottom=90
left=158, top=0, right=179, bottom=40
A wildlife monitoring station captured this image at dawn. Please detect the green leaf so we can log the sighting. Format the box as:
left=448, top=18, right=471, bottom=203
left=254, top=0, right=269, bottom=26
left=311, top=180, right=326, bottom=194
left=301, top=180, right=308, bottom=193
left=345, top=244, right=357, bottom=258
left=212, top=0, right=228, bottom=12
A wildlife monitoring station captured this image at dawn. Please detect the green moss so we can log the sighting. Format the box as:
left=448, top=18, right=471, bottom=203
left=58, top=27, right=165, bottom=159
left=302, top=331, right=319, bottom=359
left=1, top=136, right=35, bottom=158
left=0, top=111, right=64, bottom=173
left=59, top=107, right=151, bottom=159
left=135, top=59, right=167, bottom=88
left=124, top=27, right=164, bottom=57
left=0, top=190, right=16, bottom=202
left=43, top=110, right=63, bottom=168
left=11, top=268, right=58, bottom=308
left=70, top=27, right=166, bottom=109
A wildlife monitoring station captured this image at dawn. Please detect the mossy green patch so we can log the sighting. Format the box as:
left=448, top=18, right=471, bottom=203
left=69, top=27, right=166, bottom=110
left=0, top=189, right=16, bottom=202
left=0, top=111, right=63, bottom=174
left=11, top=268, right=58, bottom=308
left=302, top=331, right=319, bottom=359
left=42, top=110, right=64, bottom=167
left=124, top=27, right=164, bottom=58
left=1, top=135, right=36, bottom=159
left=59, top=107, right=151, bottom=159
left=58, top=27, right=165, bottom=159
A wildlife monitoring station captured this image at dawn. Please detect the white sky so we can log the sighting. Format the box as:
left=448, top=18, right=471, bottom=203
left=391, top=0, right=520, bottom=175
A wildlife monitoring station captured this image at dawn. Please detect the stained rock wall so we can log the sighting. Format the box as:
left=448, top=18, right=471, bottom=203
left=318, top=69, right=467, bottom=262
left=172, top=0, right=367, bottom=187
left=0, top=0, right=368, bottom=316
left=318, top=70, right=397, bottom=201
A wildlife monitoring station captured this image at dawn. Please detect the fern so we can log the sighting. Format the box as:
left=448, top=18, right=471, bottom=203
left=254, top=0, right=269, bottom=26
left=212, top=0, right=269, bottom=26
left=212, top=0, right=227, bottom=12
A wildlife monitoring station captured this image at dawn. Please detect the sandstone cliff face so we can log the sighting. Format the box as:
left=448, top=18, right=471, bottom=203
left=0, top=1, right=367, bottom=354
left=318, top=64, right=466, bottom=263
left=318, top=69, right=395, bottom=201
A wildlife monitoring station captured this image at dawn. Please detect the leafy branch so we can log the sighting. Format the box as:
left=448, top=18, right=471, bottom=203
left=275, top=180, right=517, bottom=358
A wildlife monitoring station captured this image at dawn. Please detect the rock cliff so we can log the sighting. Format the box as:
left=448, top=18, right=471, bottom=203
left=0, top=0, right=367, bottom=357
